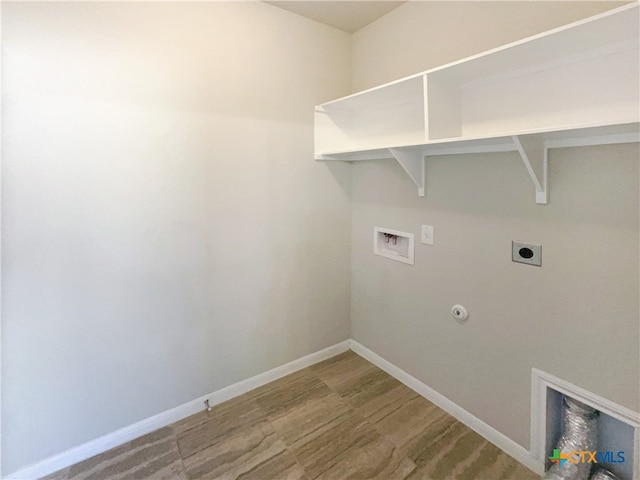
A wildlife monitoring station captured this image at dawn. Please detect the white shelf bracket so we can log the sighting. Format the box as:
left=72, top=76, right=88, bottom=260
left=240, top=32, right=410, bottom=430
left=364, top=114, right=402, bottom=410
left=388, top=148, right=425, bottom=197
left=512, top=135, right=548, bottom=204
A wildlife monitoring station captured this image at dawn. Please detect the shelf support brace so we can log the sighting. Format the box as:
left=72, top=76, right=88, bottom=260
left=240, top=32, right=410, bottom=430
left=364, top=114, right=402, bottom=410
left=389, top=148, right=425, bottom=197
left=512, top=135, right=548, bottom=204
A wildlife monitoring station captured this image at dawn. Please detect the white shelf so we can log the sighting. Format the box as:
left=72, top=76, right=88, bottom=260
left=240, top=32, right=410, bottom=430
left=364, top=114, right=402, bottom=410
left=425, top=3, right=639, bottom=85
left=314, top=2, right=640, bottom=204
left=314, top=75, right=426, bottom=155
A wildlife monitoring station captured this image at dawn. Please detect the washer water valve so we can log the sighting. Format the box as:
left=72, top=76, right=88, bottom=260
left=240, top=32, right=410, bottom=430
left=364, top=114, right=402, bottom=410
left=451, top=304, right=469, bottom=321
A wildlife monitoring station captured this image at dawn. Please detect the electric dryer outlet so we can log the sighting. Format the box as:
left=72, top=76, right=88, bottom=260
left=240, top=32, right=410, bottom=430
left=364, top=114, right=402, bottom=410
left=512, top=241, right=541, bottom=266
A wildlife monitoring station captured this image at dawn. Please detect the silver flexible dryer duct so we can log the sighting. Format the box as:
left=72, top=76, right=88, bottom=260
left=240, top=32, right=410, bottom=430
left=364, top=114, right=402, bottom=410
left=545, top=396, right=599, bottom=480
left=590, top=467, right=620, bottom=480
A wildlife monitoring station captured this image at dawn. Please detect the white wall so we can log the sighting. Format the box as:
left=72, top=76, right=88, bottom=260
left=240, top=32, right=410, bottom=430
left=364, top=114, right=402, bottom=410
left=350, top=1, right=639, bottom=450
left=1, top=2, right=351, bottom=475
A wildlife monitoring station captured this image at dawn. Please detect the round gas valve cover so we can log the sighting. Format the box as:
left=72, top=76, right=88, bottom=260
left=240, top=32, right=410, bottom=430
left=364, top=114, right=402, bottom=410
left=451, top=304, right=469, bottom=320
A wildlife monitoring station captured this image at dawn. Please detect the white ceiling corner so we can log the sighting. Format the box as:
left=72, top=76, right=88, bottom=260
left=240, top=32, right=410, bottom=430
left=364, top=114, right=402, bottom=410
left=263, top=1, right=407, bottom=33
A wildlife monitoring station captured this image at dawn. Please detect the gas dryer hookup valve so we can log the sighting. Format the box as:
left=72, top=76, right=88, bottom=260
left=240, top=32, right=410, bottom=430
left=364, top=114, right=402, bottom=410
left=451, top=304, right=469, bottom=321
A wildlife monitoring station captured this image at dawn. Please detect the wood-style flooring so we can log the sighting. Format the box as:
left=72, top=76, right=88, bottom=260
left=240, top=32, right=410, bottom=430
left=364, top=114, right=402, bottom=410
left=42, top=351, right=539, bottom=480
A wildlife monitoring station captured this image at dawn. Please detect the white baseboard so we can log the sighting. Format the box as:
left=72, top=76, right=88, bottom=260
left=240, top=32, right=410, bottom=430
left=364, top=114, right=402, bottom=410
left=6, top=340, right=351, bottom=480
left=8, top=339, right=546, bottom=479
left=348, top=339, right=544, bottom=476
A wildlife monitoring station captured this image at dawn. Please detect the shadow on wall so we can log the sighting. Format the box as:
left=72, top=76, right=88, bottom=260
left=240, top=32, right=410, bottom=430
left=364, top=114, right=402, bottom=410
left=348, top=144, right=639, bottom=230
left=324, top=162, right=352, bottom=198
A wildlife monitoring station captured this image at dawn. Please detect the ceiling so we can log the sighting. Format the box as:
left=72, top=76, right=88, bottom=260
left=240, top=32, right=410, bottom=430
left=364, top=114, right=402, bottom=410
left=264, top=1, right=407, bottom=33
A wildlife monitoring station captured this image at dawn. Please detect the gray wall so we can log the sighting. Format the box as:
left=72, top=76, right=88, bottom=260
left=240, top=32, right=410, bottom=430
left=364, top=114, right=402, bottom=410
left=1, top=2, right=351, bottom=474
left=350, top=1, right=639, bottom=449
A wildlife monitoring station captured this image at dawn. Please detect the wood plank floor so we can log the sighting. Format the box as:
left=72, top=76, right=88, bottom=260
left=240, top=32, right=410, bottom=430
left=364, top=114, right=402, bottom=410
left=41, top=351, right=539, bottom=480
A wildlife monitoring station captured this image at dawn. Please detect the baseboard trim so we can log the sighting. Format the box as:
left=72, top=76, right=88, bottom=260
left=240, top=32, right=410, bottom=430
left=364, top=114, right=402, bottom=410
left=5, top=340, right=351, bottom=480
left=8, top=339, right=545, bottom=479
left=348, top=339, right=544, bottom=476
